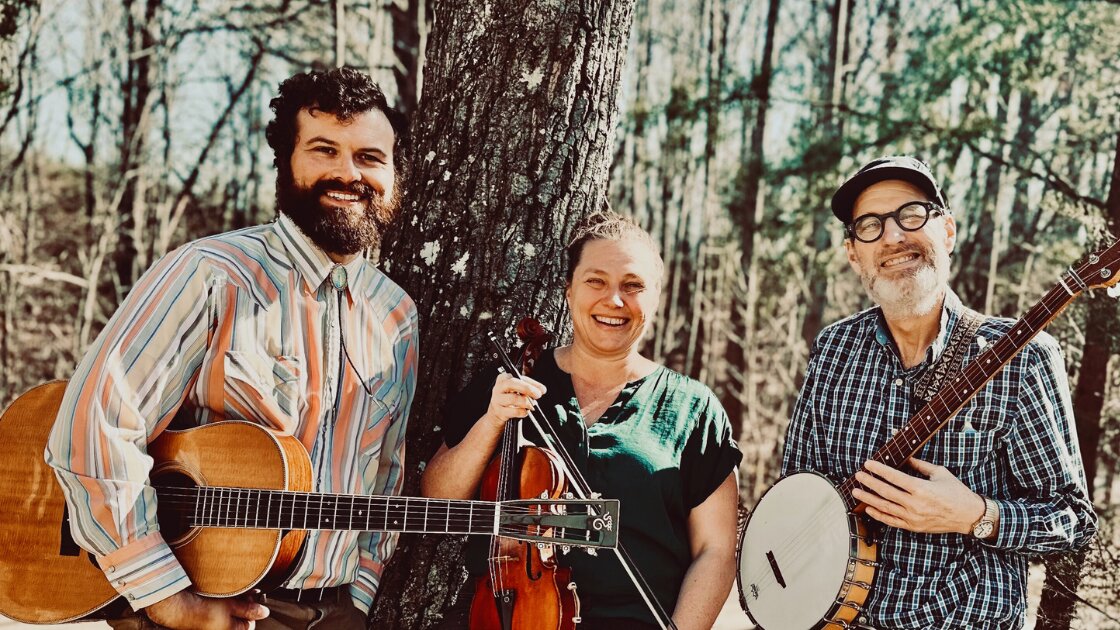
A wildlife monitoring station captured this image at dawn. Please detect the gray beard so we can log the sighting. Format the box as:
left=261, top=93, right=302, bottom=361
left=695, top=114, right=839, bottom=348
left=860, top=248, right=950, bottom=320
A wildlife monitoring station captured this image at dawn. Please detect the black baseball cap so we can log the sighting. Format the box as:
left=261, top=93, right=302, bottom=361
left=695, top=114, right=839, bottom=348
left=830, top=155, right=948, bottom=224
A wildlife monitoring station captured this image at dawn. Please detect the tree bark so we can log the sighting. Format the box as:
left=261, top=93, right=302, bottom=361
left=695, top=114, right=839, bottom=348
left=1036, top=132, right=1120, bottom=630
left=371, top=1, right=636, bottom=627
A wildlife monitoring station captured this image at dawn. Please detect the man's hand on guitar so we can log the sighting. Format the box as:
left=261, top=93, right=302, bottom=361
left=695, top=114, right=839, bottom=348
left=144, top=590, right=269, bottom=630
left=852, top=458, right=986, bottom=535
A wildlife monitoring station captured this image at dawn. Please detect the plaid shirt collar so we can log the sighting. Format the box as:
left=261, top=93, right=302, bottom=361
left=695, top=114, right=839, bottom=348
left=869, top=288, right=964, bottom=369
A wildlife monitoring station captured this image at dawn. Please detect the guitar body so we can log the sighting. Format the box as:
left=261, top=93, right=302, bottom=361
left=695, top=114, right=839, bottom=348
left=0, top=381, right=310, bottom=624
left=737, top=472, right=878, bottom=630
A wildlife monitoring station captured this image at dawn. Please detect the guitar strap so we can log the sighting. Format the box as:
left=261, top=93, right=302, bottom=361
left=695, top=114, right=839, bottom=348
left=911, top=306, right=988, bottom=403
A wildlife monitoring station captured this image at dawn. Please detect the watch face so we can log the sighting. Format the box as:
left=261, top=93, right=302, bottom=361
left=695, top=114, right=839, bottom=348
left=974, top=521, right=994, bottom=539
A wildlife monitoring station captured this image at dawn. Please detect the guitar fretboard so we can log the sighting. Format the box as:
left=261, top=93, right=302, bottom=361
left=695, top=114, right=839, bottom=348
left=175, top=487, right=499, bottom=535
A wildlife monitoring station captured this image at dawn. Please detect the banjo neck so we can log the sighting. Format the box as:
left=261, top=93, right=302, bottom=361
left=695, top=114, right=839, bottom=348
left=836, top=277, right=1081, bottom=511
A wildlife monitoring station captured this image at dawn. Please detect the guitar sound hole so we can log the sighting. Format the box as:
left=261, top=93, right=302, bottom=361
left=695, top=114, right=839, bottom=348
left=152, top=471, right=198, bottom=544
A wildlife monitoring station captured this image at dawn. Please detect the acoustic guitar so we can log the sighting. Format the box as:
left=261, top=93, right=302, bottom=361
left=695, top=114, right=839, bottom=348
left=736, top=239, right=1120, bottom=630
left=0, top=381, right=619, bottom=624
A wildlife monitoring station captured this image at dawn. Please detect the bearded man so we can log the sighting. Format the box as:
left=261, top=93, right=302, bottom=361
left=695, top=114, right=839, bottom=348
left=782, top=156, right=1096, bottom=629
left=46, top=68, right=418, bottom=630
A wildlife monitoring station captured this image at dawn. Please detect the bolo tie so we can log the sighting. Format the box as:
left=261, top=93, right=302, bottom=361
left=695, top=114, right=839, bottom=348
left=330, top=264, right=375, bottom=397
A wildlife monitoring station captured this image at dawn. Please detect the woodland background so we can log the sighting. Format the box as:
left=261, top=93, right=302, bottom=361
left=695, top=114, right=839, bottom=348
left=1, top=0, right=1119, bottom=628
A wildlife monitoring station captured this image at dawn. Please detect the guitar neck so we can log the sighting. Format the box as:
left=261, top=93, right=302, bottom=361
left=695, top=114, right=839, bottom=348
left=838, top=280, right=1080, bottom=509
left=178, top=487, right=501, bottom=535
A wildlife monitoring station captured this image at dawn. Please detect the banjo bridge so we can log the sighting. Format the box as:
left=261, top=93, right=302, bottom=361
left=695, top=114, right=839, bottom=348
left=765, top=550, right=786, bottom=588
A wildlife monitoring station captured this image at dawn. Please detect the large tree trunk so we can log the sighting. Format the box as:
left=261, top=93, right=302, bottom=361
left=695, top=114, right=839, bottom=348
left=1035, top=132, right=1120, bottom=630
left=371, top=2, right=636, bottom=627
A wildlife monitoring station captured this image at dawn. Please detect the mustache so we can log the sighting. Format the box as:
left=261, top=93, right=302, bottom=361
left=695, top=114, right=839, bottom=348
left=312, top=179, right=376, bottom=199
left=877, top=244, right=930, bottom=265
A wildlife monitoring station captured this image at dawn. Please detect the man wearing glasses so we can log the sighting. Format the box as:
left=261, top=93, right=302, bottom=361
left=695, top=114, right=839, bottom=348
left=782, top=156, right=1096, bottom=629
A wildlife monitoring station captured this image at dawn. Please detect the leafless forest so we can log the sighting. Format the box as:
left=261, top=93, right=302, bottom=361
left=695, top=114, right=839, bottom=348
left=1, top=1, right=1119, bottom=628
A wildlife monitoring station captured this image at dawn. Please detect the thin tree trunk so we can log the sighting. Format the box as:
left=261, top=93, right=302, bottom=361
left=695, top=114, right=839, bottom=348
left=798, top=0, right=849, bottom=354
left=113, top=0, right=160, bottom=296
left=371, top=2, right=636, bottom=627
left=725, top=0, right=779, bottom=430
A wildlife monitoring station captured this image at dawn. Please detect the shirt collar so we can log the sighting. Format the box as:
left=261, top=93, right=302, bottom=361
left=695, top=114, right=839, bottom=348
left=872, top=289, right=964, bottom=367
left=273, top=214, right=365, bottom=296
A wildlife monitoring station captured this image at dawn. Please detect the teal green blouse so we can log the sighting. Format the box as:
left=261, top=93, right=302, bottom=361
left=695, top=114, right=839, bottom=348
left=443, top=349, right=741, bottom=624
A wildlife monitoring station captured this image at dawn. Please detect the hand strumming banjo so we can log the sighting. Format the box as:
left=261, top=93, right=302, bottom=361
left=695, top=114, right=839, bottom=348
left=736, top=238, right=1120, bottom=630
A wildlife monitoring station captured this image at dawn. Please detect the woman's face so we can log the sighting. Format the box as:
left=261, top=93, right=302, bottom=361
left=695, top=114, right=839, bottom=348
left=566, top=238, right=662, bottom=358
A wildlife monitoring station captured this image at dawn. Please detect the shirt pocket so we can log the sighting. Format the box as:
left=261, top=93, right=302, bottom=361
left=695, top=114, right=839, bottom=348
left=357, top=397, right=395, bottom=459
left=928, top=428, right=999, bottom=483
left=223, top=351, right=304, bottom=432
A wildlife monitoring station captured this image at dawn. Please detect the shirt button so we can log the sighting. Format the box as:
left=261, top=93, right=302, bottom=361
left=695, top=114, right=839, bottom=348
left=107, top=566, right=116, bottom=573
left=894, top=378, right=904, bottom=387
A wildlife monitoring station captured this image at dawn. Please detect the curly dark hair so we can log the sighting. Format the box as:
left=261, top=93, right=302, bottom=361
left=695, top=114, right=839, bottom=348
left=266, top=67, right=409, bottom=174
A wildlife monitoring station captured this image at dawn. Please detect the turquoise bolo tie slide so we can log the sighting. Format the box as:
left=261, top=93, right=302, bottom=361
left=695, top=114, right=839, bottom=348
left=330, top=265, right=348, bottom=291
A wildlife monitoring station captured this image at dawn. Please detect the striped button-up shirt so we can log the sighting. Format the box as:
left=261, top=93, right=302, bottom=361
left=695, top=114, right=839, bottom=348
left=783, top=290, right=1096, bottom=629
left=46, top=214, right=419, bottom=613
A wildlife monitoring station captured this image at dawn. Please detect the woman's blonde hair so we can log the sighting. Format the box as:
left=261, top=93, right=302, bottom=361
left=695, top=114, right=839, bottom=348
left=565, top=208, right=663, bottom=284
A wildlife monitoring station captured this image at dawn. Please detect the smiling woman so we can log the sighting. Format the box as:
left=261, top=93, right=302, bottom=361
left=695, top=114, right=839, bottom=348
left=420, top=211, right=743, bottom=630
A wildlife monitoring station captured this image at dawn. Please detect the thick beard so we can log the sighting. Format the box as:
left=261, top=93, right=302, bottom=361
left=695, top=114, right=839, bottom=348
left=859, top=243, right=950, bottom=320
left=276, top=170, right=400, bottom=255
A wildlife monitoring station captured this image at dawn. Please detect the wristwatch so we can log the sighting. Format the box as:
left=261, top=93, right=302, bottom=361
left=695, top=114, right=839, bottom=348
left=971, top=496, right=999, bottom=539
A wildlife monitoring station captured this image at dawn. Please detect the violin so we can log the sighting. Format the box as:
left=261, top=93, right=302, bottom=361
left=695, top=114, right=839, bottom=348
left=469, top=318, right=581, bottom=630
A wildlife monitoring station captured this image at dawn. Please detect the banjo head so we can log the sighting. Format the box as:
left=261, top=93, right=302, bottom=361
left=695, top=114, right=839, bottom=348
left=737, top=472, right=855, bottom=630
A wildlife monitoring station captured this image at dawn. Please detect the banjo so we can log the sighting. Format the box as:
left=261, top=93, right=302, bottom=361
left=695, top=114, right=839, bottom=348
left=736, top=239, right=1120, bottom=630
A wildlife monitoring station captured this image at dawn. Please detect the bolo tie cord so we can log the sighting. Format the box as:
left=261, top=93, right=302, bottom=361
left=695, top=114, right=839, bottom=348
left=331, top=264, right=376, bottom=398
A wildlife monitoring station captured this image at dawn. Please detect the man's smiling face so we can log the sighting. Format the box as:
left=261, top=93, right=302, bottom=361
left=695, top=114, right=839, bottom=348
left=844, top=180, right=956, bottom=319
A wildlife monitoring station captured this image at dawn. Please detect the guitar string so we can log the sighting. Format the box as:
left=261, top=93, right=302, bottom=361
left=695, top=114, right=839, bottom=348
left=152, top=491, right=562, bottom=518
left=149, top=490, right=603, bottom=542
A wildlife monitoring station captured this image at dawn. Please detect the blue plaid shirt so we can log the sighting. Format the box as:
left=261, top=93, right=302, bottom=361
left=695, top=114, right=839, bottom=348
left=783, top=290, right=1097, bottom=630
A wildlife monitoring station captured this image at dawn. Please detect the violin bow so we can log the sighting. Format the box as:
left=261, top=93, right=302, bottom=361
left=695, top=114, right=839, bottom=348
left=486, top=332, right=679, bottom=630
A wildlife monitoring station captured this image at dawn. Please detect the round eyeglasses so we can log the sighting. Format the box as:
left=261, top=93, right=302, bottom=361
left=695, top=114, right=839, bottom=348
left=846, top=201, right=946, bottom=243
